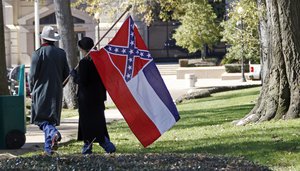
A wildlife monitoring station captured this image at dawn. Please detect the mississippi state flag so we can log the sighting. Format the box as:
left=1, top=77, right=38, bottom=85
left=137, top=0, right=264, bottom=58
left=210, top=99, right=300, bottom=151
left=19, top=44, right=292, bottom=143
left=90, top=16, right=180, bottom=147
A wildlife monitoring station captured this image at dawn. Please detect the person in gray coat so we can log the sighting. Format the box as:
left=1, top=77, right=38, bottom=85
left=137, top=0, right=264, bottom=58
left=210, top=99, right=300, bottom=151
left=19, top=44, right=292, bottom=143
left=29, top=26, right=70, bottom=155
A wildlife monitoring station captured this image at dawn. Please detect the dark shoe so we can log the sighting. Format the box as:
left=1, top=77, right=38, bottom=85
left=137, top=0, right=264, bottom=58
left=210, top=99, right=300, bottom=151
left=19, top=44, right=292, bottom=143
left=100, top=137, right=116, bottom=153
left=82, top=142, right=93, bottom=154
left=51, top=131, right=61, bottom=151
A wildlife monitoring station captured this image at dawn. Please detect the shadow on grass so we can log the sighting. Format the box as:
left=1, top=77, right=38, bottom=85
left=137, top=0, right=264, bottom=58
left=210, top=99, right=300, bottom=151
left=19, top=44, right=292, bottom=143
left=148, top=138, right=300, bottom=165
left=182, top=87, right=260, bottom=104
left=174, top=104, right=254, bottom=129
left=115, top=124, right=300, bottom=169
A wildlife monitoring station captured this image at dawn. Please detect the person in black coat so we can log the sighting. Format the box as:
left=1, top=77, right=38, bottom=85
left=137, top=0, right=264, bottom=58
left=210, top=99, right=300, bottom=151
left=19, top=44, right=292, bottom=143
left=70, top=37, right=116, bottom=154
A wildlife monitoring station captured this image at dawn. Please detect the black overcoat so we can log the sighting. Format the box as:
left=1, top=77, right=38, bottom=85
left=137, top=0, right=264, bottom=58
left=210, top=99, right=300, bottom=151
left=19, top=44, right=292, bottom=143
left=76, top=56, right=109, bottom=143
left=29, top=44, right=69, bottom=126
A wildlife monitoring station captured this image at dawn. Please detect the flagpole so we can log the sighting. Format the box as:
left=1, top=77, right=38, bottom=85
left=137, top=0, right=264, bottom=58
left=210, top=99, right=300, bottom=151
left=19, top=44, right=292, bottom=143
left=63, top=5, right=132, bottom=86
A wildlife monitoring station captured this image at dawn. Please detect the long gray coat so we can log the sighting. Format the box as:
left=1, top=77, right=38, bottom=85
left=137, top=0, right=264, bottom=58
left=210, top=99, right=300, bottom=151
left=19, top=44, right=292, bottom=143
left=29, top=43, right=69, bottom=126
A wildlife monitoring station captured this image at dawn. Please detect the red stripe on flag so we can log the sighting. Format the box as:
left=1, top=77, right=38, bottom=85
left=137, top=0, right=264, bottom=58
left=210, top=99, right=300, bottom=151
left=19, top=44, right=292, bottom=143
left=91, top=50, right=161, bottom=147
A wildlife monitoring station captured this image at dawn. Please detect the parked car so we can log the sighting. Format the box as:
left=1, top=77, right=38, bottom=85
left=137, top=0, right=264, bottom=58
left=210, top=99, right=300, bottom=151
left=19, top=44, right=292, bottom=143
left=248, top=63, right=261, bottom=80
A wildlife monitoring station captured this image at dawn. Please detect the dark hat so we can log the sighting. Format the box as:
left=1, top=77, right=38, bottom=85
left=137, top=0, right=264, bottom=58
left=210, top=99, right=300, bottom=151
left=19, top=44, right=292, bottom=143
left=78, top=37, right=94, bottom=51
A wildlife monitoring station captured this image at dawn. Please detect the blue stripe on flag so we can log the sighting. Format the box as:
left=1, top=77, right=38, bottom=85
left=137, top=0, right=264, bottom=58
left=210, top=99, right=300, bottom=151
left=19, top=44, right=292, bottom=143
left=143, top=61, right=180, bottom=121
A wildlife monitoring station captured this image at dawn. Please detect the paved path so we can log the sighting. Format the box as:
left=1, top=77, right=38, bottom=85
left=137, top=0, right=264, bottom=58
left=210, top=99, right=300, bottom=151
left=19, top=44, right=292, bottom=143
left=0, top=64, right=262, bottom=156
left=0, top=109, right=125, bottom=156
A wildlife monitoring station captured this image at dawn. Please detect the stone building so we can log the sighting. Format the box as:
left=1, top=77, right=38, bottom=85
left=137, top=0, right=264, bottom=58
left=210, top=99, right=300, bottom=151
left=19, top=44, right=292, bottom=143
left=3, top=0, right=99, bottom=67
left=3, top=0, right=227, bottom=67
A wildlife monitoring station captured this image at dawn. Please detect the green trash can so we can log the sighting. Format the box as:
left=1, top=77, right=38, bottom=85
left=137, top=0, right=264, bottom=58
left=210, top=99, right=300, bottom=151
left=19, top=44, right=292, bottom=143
left=0, top=65, right=26, bottom=149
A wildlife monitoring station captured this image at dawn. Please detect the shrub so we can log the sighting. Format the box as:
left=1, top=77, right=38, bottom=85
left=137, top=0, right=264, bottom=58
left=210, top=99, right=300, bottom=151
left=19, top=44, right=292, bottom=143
left=225, top=63, right=249, bottom=73
left=179, top=59, right=189, bottom=67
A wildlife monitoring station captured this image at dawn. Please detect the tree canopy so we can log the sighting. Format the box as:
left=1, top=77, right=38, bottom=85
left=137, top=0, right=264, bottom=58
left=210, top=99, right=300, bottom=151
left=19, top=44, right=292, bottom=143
left=221, top=0, right=260, bottom=64
left=172, top=1, right=220, bottom=53
left=72, top=0, right=221, bottom=54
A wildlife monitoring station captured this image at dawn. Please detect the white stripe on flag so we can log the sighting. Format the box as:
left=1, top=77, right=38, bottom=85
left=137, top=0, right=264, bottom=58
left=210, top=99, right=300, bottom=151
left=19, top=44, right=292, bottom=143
left=127, top=72, right=176, bottom=134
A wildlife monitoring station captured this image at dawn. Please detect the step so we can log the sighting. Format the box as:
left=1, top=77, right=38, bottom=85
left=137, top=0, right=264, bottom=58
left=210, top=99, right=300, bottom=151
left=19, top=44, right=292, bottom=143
left=156, top=64, right=179, bottom=75
left=221, top=72, right=250, bottom=80
left=176, top=66, right=225, bottom=79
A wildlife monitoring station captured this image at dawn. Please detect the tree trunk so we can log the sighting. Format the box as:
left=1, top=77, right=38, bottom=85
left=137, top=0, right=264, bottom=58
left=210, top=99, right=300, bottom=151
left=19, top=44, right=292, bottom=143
left=54, top=0, right=78, bottom=109
left=236, top=0, right=300, bottom=125
left=257, top=0, right=269, bottom=83
left=0, top=0, right=9, bottom=95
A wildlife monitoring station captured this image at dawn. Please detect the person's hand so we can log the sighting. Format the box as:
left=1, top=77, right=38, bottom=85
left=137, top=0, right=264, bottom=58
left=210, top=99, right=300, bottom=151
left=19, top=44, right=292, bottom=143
left=70, top=69, right=77, bottom=77
left=70, top=69, right=79, bottom=84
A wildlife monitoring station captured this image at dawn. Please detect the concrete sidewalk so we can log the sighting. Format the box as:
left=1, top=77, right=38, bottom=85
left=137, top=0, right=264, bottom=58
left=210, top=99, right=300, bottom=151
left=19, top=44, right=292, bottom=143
left=161, top=75, right=261, bottom=101
left=0, top=72, right=261, bottom=156
left=0, top=109, right=124, bottom=156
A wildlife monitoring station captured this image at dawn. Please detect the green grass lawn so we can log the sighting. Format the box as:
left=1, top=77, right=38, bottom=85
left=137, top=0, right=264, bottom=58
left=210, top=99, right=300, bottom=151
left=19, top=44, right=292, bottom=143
left=26, top=87, right=300, bottom=170
left=25, top=99, right=116, bottom=121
